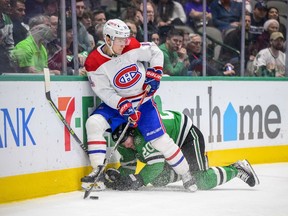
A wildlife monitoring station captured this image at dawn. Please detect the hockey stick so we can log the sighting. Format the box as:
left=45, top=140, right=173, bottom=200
left=43, top=68, right=88, bottom=154
left=83, top=85, right=151, bottom=199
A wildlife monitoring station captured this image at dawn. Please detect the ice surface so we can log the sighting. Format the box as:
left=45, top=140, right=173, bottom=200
left=1, top=163, right=288, bottom=216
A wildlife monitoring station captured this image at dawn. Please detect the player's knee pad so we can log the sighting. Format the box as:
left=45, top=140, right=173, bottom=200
left=86, top=114, right=110, bottom=137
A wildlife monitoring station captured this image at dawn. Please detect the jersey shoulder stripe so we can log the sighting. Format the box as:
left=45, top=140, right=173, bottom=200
left=85, top=46, right=110, bottom=72
left=122, top=37, right=141, bottom=54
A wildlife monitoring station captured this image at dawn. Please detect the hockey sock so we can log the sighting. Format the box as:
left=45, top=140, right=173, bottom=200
left=86, top=114, right=110, bottom=168
left=150, top=133, right=190, bottom=175
left=194, top=165, right=238, bottom=190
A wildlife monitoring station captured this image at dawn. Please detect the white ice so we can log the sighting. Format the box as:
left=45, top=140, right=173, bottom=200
left=1, top=163, right=288, bottom=216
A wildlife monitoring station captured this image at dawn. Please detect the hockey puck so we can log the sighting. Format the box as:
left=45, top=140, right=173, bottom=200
left=90, top=196, right=99, bottom=200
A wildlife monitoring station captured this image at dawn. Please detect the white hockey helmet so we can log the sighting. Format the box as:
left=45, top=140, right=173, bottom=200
left=103, top=19, right=130, bottom=40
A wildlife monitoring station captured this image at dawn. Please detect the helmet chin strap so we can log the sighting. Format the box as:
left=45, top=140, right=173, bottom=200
left=105, top=36, right=118, bottom=57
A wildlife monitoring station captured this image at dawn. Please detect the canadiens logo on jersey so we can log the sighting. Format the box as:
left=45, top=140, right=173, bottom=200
left=113, top=64, right=142, bottom=89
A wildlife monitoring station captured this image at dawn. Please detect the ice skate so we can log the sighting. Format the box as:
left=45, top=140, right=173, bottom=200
left=81, top=166, right=106, bottom=191
left=233, top=159, right=260, bottom=187
left=181, top=171, right=198, bottom=192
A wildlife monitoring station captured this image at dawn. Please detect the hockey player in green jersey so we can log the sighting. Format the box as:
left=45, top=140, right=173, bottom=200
left=104, top=110, right=260, bottom=191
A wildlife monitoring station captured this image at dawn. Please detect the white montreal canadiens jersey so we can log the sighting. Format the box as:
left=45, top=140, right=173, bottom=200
left=85, top=38, right=164, bottom=109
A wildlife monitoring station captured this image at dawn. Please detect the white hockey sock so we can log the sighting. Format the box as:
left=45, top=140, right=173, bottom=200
left=150, top=133, right=190, bottom=175
left=86, top=114, right=110, bottom=169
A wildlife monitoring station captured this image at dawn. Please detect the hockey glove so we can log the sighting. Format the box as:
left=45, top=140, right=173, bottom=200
left=143, top=67, right=162, bottom=96
left=118, top=100, right=141, bottom=127
left=104, top=168, right=122, bottom=189
left=110, top=174, right=144, bottom=191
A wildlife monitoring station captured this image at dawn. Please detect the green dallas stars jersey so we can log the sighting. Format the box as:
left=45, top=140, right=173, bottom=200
left=116, top=110, right=240, bottom=189
left=117, top=110, right=192, bottom=186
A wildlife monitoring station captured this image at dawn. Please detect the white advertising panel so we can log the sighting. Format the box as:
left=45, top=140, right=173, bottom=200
left=156, top=80, right=288, bottom=151
left=0, top=81, right=93, bottom=177
left=1, top=79, right=288, bottom=178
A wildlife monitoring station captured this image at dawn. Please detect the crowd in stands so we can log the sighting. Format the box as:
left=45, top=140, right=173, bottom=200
left=0, top=0, right=286, bottom=77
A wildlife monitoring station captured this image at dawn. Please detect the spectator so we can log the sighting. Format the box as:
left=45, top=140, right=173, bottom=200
left=249, top=1, right=267, bottom=42
left=125, top=19, right=138, bottom=38
left=156, top=0, right=187, bottom=26
left=139, top=1, right=159, bottom=40
left=43, top=0, right=58, bottom=16
left=210, top=0, right=242, bottom=32
left=266, top=6, right=286, bottom=39
left=81, top=10, right=93, bottom=30
left=9, top=0, right=29, bottom=46
left=184, top=0, right=212, bottom=31
left=93, top=23, right=105, bottom=47
left=249, top=19, right=279, bottom=62
left=75, top=0, right=93, bottom=52
left=12, top=23, right=55, bottom=73
left=253, top=32, right=285, bottom=77
left=121, top=7, right=144, bottom=42
left=0, top=0, right=15, bottom=73
left=81, top=10, right=95, bottom=49
left=186, top=33, right=236, bottom=76
left=46, top=14, right=62, bottom=74
left=150, top=31, right=160, bottom=45
left=220, top=13, right=252, bottom=69
left=47, top=18, right=88, bottom=75
left=87, top=9, right=106, bottom=47
left=28, top=14, right=50, bottom=29
left=159, top=28, right=189, bottom=76
left=92, top=9, right=106, bottom=26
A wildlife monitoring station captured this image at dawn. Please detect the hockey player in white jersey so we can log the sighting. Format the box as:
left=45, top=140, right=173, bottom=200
left=82, top=19, right=197, bottom=192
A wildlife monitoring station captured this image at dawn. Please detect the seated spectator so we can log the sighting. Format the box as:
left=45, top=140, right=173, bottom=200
left=186, top=33, right=236, bottom=76
left=150, top=31, right=160, bottom=45
left=47, top=17, right=88, bottom=75
left=159, top=28, right=189, bottom=76
left=249, top=2, right=267, bottom=42
left=12, top=24, right=55, bottom=73
left=139, top=1, right=159, bottom=40
left=74, top=0, right=93, bottom=52
left=10, top=0, right=29, bottom=46
left=87, top=9, right=106, bottom=46
left=46, top=14, right=63, bottom=75
left=253, top=32, right=285, bottom=77
left=184, top=0, right=212, bottom=31
left=43, top=0, right=58, bottom=16
left=249, top=19, right=279, bottom=61
left=81, top=10, right=95, bottom=49
left=122, top=7, right=144, bottom=42
left=93, top=23, right=105, bottom=47
left=92, top=9, right=106, bottom=26
left=220, top=13, right=253, bottom=68
left=210, top=0, right=242, bottom=32
left=125, top=19, right=138, bottom=38
left=266, top=6, right=286, bottom=39
left=0, top=0, right=15, bottom=73
left=156, top=0, right=187, bottom=26
left=28, top=14, right=50, bottom=29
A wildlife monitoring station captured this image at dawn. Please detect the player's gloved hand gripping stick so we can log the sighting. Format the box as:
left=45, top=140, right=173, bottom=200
left=83, top=85, right=151, bottom=199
